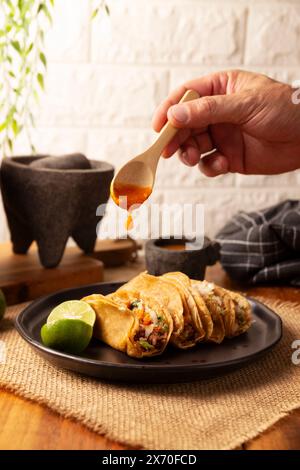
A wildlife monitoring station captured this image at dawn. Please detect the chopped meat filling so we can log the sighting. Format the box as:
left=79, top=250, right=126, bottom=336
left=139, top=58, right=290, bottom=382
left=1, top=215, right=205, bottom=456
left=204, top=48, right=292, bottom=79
left=181, top=322, right=197, bottom=342
left=130, top=299, right=169, bottom=351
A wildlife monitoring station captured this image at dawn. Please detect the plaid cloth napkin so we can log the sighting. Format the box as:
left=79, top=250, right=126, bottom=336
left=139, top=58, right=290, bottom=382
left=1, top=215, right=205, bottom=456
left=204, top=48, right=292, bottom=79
left=216, top=200, right=300, bottom=286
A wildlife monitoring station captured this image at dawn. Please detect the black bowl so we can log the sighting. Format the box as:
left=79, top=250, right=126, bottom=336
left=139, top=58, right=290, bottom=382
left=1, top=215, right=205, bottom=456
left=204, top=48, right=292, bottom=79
left=145, top=236, right=220, bottom=280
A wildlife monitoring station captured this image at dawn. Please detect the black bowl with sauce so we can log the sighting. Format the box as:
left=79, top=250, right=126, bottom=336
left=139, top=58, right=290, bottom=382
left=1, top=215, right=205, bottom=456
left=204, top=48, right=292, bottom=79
left=145, top=237, right=220, bottom=280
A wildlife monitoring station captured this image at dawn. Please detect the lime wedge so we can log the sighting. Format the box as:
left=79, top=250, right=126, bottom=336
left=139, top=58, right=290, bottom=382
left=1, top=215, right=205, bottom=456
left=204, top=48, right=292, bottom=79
left=0, top=290, right=6, bottom=321
left=47, top=300, right=96, bottom=327
left=41, top=300, right=96, bottom=354
left=41, top=319, right=93, bottom=354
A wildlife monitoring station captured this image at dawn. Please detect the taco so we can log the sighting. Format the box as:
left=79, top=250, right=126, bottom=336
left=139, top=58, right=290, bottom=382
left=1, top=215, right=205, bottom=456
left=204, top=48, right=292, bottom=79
left=161, top=272, right=206, bottom=348
left=189, top=282, right=214, bottom=340
left=113, top=272, right=184, bottom=346
left=224, top=289, right=252, bottom=336
left=82, top=293, right=172, bottom=358
left=191, top=280, right=226, bottom=343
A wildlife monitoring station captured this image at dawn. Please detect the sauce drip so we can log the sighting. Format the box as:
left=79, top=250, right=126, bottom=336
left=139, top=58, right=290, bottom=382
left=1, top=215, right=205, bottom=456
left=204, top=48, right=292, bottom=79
left=125, top=213, right=133, bottom=231
left=111, top=182, right=152, bottom=230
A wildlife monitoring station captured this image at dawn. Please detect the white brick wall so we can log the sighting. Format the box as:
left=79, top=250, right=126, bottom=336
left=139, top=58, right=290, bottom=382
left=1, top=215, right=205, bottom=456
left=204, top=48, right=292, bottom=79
left=2, top=0, right=300, bottom=242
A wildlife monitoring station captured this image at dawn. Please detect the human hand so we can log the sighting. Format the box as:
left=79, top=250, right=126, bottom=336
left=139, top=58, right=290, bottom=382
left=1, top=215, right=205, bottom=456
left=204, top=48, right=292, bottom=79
left=152, top=70, right=300, bottom=176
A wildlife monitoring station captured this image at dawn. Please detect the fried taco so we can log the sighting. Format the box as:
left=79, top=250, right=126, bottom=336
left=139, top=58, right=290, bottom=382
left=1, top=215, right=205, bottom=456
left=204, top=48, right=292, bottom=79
left=189, top=282, right=214, bottom=341
left=82, top=293, right=172, bottom=358
left=191, top=280, right=227, bottom=343
left=161, top=272, right=206, bottom=348
left=192, top=280, right=237, bottom=339
left=224, top=289, right=252, bottom=336
left=114, top=272, right=184, bottom=346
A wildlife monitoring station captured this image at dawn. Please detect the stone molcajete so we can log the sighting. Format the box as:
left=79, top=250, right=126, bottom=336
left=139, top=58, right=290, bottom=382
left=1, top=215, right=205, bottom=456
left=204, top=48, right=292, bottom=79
left=0, top=154, right=114, bottom=268
left=145, top=237, right=220, bottom=280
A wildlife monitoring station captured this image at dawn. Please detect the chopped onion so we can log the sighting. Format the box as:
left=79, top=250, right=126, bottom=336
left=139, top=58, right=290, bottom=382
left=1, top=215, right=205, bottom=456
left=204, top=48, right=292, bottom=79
left=145, top=306, right=158, bottom=324
left=144, top=324, right=155, bottom=338
left=193, top=281, right=215, bottom=296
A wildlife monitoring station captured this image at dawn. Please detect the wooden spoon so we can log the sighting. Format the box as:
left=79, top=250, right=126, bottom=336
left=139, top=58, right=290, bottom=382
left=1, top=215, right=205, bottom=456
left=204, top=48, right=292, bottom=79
left=110, top=89, right=200, bottom=209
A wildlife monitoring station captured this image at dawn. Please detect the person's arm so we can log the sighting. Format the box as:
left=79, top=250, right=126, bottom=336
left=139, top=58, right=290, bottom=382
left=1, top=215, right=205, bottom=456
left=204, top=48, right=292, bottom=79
left=152, top=70, right=300, bottom=176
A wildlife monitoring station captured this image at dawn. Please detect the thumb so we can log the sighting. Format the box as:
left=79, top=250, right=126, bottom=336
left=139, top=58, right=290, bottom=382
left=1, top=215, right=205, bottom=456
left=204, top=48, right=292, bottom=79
left=167, top=93, right=254, bottom=128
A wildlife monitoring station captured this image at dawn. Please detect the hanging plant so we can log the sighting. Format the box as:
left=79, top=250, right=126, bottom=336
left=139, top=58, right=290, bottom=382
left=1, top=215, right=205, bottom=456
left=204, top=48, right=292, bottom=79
left=92, top=0, right=110, bottom=19
left=0, top=0, right=54, bottom=157
left=0, top=0, right=110, bottom=158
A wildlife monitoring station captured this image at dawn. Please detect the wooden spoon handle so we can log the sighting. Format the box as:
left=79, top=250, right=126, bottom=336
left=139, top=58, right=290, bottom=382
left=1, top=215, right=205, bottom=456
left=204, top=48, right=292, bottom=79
left=152, top=89, right=200, bottom=156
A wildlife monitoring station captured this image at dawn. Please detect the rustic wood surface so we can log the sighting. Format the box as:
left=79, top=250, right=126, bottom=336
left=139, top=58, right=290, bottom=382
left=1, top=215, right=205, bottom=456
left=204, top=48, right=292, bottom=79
left=91, top=238, right=140, bottom=267
left=0, top=251, right=299, bottom=450
left=0, top=242, right=104, bottom=305
left=0, top=239, right=140, bottom=305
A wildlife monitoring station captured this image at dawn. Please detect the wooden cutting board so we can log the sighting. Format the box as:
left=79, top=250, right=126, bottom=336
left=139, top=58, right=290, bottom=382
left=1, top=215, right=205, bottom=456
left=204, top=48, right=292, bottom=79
left=0, top=239, right=140, bottom=305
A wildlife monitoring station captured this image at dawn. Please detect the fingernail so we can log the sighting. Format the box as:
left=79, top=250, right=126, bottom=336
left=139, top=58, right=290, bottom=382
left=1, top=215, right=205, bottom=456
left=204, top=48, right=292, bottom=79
left=181, top=152, right=188, bottom=163
left=211, top=158, right=224, bottom=174
left=170, top=105, right=189, bottom=124
left=180, top=152, right=192, bottom=166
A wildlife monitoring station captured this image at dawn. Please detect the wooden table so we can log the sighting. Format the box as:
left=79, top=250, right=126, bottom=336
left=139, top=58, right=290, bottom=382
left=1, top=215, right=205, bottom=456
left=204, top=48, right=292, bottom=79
left=1, top=259, right=300, bottom=450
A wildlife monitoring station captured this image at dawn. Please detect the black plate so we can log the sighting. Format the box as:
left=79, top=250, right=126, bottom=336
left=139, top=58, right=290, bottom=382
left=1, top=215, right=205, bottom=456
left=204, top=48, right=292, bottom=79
left=15, top=282, right=282, bottom=383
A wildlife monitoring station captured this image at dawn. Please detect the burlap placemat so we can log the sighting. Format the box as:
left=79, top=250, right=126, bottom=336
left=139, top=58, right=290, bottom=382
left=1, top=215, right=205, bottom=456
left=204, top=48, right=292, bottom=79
left=0, top=298, right=300, bottom=450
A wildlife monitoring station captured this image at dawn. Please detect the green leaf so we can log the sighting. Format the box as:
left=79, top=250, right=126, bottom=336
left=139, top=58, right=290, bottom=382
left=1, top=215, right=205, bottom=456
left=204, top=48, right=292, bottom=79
left=19, top=0, right=31, bottom=18
left=91, top=8, right=99, bottom=19
left=8, top=138, right=13, bottom=152
left=12, top=119, right=20, bottom=136
left=7, top=105, right=16, bottom=120
left=29, top=112, right=35, bottom=126
left=37, top=72, right=44, bottom=90
left=105, top=4, right=110, bottom=15
left=11, top=40, right=22, bottom=54
left=0, top=121, right=7, bottom=133
left=39, top=51, right=47, bottom=68
left=8, top=70, right=16, bottom=78
left=38, top=3, right=52, bottom=23
left=27, top=42, right=33, bottom=55
left=33, top=89, right=39, bottom=102
left=7, top=0, right=14, bottom=11
left=44, top=6, right=53, bottom=23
